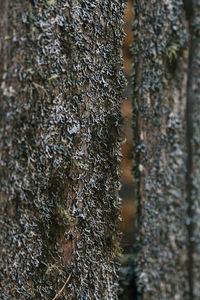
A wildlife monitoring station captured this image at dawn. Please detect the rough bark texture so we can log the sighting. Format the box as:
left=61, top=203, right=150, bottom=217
left=186, top=0, right=200, bottom=298
left=132, top=0, right=200, bottom=299
left=0, top=1, right=126, bottom=299
left=132, top=0, right=189, bottom=299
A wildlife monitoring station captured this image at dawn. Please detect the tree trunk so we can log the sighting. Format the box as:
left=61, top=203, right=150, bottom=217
left=132, top=0, right=200, bottom=299
left=0, top=1, right=126, bottom=299
left=186, top=0, right=200, bottom=297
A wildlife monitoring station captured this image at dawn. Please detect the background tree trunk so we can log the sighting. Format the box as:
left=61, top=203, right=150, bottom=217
left=0, top=1, right=126, bottom=299
left=132, top=0, right=200, bottom=299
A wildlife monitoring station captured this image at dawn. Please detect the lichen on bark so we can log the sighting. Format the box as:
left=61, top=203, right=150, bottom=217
left=132, top=0, right=200, bottom=299
left=132, top=0, right=190, bottom=298
left=0, top=1, right=126, bottom=299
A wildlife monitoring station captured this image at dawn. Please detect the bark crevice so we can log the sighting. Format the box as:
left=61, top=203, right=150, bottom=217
left=185, top=0, right=195, bottom=298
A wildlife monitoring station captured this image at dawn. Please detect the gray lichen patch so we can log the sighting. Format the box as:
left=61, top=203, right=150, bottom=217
left=132, top=0, right=191, bottom=299
left=0, top=0, right=126, bottom=299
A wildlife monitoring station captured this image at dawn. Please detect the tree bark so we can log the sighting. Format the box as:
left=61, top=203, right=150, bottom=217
left=132, top=0, right=200, bottom=299
left=0, top=1, right=126, bottom=299
left=186, top=0, right=200, bottom=297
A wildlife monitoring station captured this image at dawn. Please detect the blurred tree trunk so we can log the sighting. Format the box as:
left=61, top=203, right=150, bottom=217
left=0, top=1, right=126, bottom=299
left=132, top=0, right=200, bottom=299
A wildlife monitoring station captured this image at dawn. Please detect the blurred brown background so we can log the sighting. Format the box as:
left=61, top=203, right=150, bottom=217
left=119, top=0, right=136, bottom=253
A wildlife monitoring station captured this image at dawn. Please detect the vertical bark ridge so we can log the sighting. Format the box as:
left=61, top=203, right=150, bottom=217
left=185, top=2, right=195, bottom=298
left=185, top=0, right=200, bottom=298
